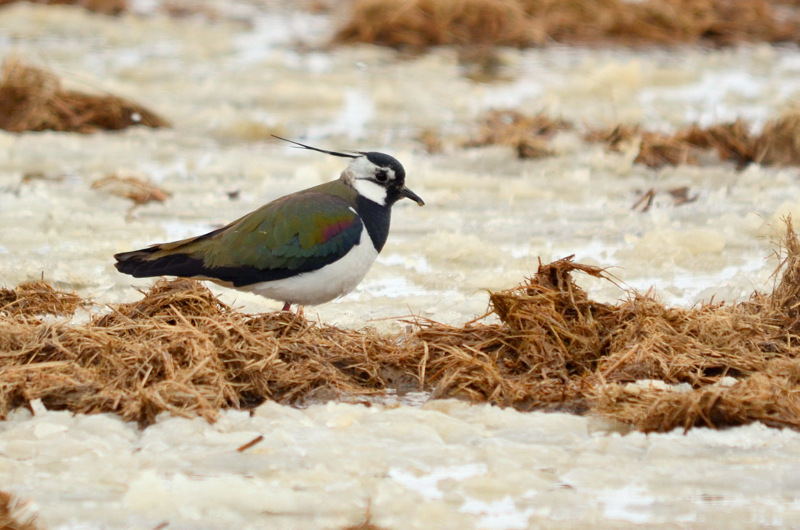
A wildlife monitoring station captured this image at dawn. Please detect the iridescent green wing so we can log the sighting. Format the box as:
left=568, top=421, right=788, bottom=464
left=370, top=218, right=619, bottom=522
left=205, top=190, right=362, bottom=273
left=118, top=182, right=363, bottom=286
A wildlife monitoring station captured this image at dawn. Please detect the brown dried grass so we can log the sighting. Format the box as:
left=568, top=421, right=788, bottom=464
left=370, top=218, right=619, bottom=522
left=623, top=115, right=800, bottom=169
left=5, top=224, right=800, bottom=433
left=586, top=119, right=768, bottom=169
left=471, top=109, right=800, bottom=169
left=594, top=122, right=756, bottom=168
left=335, top=0, right=534, bottom=49
left=0, top=281, right=84, bottom=317
left=335, top=0, right=800, bottom=49
left=0, top=490, right=38, bottom=530
left=467, top=109, right=569, bottom=158
left=0, top=0, right=125, bottom=14
left=0, top=279, right=419, bottom=426
left=0, top=57, right=169, bottom=134
left=91, top=173, right=171, bottom=205
left=756, top=109, right=800, bottom=166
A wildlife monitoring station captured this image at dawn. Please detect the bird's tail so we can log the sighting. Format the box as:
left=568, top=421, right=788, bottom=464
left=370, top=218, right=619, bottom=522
left=114, top=245, right=208, bottom=279
left=114, top=224, right=228, bottom=279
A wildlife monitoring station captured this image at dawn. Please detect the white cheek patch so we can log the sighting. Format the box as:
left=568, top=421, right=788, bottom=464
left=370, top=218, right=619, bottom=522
left=352, top=178, right=387, bottom=205
left=349, top=157, right=375, bottom=177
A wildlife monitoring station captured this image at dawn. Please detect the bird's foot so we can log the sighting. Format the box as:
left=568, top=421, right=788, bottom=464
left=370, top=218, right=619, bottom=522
left=281, top=302, right=291, bottom=312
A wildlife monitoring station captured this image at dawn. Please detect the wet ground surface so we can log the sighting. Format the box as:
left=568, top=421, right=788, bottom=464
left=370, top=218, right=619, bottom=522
left=2, top=2, right=800, bottom=527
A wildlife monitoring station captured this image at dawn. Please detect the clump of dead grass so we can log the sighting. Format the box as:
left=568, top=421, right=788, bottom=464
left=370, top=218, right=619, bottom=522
left=92, top=172, right=171, bottom=205
left=0, top=278, right=418, bottom=426
left=528, top=0, right=798, bottom=47
left=0, top=281, right=83, bottom=317
left=335, top=0, right=800, bottom=49
left=469, top=109, right=800, bottom=170
left=0, top=0, right=125, bottom=14
left=467, top=109, right=570, bottom=159
left=591, top=219, right=800, bottom=432
left=0, top=490, right=38, bottom=530
left=588, top=125, right=707, bottom=168
left=335, top=0, right=533, bottom=49
left=5, top=222, right=800, bottom=433
left=757, top=109, right=800, bottom=166
left=0, top=57, right=169, bottom=133
left=600, top=116, right=800, bottom=169
left=587, top=121, right=760, bottom=168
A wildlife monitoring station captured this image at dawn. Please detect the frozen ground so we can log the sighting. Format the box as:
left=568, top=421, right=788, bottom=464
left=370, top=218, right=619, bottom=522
left=4, top=399, right=800, bottom=529
left=2, top=1, right=800, bottom=527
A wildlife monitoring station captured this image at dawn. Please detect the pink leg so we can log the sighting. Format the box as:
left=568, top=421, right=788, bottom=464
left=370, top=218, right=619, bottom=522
left=281, top=302, right=291, bottom=312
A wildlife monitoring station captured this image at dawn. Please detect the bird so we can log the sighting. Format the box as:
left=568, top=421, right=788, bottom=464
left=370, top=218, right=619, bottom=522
left=113, top=136, right=424, bottom=311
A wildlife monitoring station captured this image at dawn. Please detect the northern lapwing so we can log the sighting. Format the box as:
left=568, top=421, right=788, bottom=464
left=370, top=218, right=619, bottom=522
left=114, top=137, right=424, bottom=311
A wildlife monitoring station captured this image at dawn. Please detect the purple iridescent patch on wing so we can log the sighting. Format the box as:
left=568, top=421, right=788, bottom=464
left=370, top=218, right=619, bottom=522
left=320, top=216, right=356, bottom=244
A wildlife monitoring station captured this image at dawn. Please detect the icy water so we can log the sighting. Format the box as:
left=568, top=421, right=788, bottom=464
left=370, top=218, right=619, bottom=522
left=2, top=2, right=800, bottom=527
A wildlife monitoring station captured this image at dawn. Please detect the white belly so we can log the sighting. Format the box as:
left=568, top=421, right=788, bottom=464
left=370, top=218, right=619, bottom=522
left=240, top=231, right=379, bottom=306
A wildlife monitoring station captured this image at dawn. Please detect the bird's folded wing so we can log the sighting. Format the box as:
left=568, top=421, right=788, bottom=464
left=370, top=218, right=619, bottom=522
left=115, top=192, right=364, bottom=286
left=202, top=191, right=363, bottom=274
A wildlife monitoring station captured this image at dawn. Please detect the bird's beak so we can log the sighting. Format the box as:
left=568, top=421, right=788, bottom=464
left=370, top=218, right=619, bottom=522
left=400, top=186, right=425, bottom=206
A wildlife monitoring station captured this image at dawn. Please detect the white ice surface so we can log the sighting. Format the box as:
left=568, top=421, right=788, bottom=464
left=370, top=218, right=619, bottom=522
left=2, top=2, right=800, bottom=527
left=4, top=400, right=800, bottom=529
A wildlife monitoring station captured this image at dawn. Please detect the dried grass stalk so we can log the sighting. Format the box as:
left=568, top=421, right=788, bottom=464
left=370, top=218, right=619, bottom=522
left=757, top=109, right=800, bottom=166
left=5, top=224, right=800, bottom=433
left=0, top=57, right=169, bottom=133
left=335, top=0, right=800, bottom=49
left=92, top=174, right=171, bottom=205
left=335, top=0, right=534, bottom=49
left=596, top=370, right=800, bottom=433
left=466, top=109, right=570, bottom=159
left=0, top=0, right=125, bottom=14
left=0, top=281, right=83, bottom=317
left=471, top=109, right=800, bottom=170
left=0, top=490, right=38, bottom=530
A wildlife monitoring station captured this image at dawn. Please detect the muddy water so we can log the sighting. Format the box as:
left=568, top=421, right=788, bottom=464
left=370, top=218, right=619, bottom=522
left=2, top=2, right=800, bottom=527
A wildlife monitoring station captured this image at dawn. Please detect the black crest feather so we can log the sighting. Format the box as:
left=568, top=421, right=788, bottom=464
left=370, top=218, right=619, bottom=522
left=272, top=135, right=359, bottom=159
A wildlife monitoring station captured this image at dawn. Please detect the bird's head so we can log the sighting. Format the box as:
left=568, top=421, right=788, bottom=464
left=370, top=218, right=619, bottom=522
left=273, top=136, right=424, bottom=208
left=344, top=151, right=424, bottom=207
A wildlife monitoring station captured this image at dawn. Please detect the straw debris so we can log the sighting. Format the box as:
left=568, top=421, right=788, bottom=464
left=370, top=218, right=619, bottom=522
left=588, top=119, right=765, bottom=168
left=0, top=57, right=169, bottom=133
left=0, top=0, right=125, bottom=14
left=470, top=109, right=800, bottom=170
left=467, top=109, right=570, bottom=159
left=335, top=0, right=533, bottom=49
left=0, top=490, right=38, bottom=530
left=0, top=281, right=83, bottom=317
left=92, top=173, right=171, bottom=205
left=335, top=0, right=800, bottom=49
left=632, top=187, right=698, bottom=212
left=756, top=109, right=800, bottom=166
left=5, top=224, right=800, bottom=433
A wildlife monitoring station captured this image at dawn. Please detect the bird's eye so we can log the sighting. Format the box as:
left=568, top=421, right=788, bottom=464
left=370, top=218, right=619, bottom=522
left=375, top=169, right=389, bottom=182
